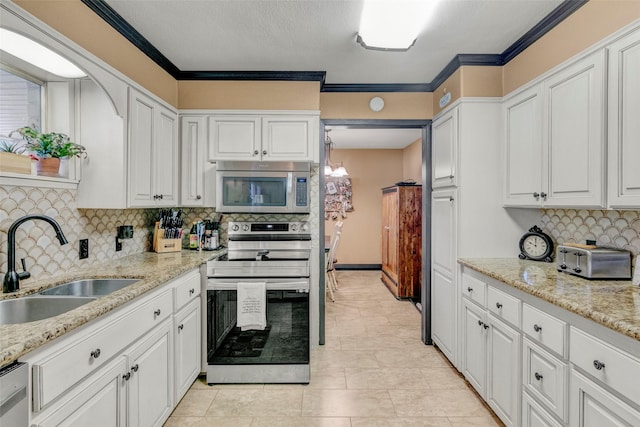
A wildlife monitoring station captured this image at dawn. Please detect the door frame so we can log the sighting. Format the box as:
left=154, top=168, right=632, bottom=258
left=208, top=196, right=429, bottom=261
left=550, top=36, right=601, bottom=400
left=318, top=119, right=432, bottom=345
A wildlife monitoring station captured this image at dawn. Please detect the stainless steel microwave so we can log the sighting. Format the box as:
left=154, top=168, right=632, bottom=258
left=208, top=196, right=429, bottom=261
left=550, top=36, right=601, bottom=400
left=215, top=161, right=311, bottom=213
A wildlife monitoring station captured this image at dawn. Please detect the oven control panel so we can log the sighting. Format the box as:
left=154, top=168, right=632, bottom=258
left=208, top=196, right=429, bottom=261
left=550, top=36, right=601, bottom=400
left=228, top=221, right=310, bottom=235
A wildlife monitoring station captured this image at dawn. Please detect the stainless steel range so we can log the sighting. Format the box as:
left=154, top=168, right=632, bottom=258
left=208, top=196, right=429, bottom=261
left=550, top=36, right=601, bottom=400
left=205, top=221, right=311, bottom=384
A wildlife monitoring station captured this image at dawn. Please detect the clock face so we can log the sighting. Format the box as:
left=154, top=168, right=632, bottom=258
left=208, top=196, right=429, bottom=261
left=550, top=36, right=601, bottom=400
left=523, top=235, right=549, bottom=258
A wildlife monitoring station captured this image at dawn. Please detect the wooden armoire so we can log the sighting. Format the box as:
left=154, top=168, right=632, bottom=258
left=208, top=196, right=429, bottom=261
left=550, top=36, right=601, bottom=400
left=380, top=185, right=422, bottom=299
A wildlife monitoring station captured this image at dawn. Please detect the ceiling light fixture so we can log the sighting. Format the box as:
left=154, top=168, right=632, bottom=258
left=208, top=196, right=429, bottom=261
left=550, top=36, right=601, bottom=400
left=324, top=129, right=349, bottom=178
left=357, top=0, right=439, bottom=51
left=0, top=28, right=86, bottom=78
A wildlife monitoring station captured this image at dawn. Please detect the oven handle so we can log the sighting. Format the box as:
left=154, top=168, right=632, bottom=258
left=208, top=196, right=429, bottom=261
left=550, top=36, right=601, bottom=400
left=207, top=279, right=309, bottom=292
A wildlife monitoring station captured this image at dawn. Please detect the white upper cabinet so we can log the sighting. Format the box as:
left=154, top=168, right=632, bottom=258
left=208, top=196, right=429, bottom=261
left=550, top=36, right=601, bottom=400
left=504, top=50, right=606, bottom=208
left=544, top=50, right=606, bottom=208
left=607, top=28, right=640, bottom=208
left=432, top=107, right=458, bottom=189
left=128, top=88, right=178, bottom=207
left=504, top=86, right=543, bottom=206
left=208, top=112, right=318, bottom=162
left=208, top=115, right=261, bottom=161
left=180, top=116, right=215, bottom=207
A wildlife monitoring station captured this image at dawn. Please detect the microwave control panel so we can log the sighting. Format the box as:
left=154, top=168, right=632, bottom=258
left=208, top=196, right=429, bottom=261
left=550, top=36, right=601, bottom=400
left=295, top=177, right=308, bottom=206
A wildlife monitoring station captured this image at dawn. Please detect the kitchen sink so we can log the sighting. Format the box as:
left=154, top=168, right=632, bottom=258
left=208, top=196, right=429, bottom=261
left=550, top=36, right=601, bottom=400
left=38, top=278, right=139, bottom=297
left=0, top=296, right=96, bottom=325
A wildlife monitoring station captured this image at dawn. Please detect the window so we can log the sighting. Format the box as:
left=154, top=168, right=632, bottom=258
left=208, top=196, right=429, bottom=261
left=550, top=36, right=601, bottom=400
left=0, top=68, right=42, bottom=137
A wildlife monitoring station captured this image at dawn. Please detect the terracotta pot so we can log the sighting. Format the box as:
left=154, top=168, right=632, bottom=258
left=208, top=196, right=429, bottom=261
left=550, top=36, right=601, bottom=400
left=36, top=157, right=61, bottom=177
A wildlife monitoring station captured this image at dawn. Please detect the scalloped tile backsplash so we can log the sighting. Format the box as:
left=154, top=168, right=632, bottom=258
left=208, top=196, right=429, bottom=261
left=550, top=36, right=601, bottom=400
left=1, top=170, right=319, bottom=285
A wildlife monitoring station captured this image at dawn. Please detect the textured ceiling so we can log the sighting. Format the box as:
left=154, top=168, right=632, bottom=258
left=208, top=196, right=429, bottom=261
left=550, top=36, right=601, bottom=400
left=103, top=0, right=565, bottom=85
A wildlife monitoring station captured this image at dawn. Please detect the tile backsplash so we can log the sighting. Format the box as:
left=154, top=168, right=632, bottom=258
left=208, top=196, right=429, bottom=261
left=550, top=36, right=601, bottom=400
left=541, top=209, right=640, bottom=259
left=1, top=169, right=320, bottom=285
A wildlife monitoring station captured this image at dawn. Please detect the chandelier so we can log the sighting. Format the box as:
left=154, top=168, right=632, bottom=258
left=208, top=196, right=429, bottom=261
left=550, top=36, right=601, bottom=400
left=324, top=129, right=349, bottom=177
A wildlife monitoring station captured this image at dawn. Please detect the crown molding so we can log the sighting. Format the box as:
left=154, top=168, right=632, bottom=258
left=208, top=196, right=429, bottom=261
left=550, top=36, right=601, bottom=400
left=81, top=0, right=587, bottom=92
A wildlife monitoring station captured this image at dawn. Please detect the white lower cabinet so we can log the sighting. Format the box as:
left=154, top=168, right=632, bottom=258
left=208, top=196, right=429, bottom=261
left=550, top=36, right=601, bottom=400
left=24, top=269, right=202, bottom=427
left=34, top=356, right=127, bottom=427
left=523, top=392, right=564, bottom=427
left=569, top=369, right=640, bottom=427
left=461, top=292, right=520, bottom=427
left=127, top=319, right=174, bottom=427
left=174, top=298, right=201, bottom=402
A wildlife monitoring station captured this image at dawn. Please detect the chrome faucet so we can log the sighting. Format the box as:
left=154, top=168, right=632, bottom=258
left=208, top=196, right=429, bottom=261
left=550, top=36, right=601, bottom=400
left=3, top=214, right=68, bottom=293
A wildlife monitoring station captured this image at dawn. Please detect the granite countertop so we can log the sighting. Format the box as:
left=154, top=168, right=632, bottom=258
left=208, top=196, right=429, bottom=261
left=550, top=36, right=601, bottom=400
left=458, top=258, right=640, bottom=342
left=0, top=250, right=225, bottom=367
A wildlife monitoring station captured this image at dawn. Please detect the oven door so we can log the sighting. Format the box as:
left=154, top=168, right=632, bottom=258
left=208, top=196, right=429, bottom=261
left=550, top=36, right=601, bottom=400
left=206, top=278, right=309, bottom=369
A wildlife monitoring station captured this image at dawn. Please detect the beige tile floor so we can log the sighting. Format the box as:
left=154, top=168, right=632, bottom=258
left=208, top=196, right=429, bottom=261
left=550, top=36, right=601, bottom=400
left=164, top=270, right=502, bottom=426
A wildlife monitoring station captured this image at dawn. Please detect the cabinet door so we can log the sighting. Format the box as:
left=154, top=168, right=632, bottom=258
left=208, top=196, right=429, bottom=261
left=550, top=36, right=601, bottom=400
left=181, top=116, right=208, bottom=206
left=523, top=392, right=564, bottom=427
left=462, top=298, right=486, bottom=396
left=432, top=107, right=457, bottom=188
left=504, top=86, right=543, bottom=207
left=432, top=268, right=455, bottom=361
left=175, top=299, right=201, bottom=403
left=208, top=116, right=261, bottom=161
left=608, top=29, right=640, bottom=208
left=262, top=116, right=315, bottom=161
left=569, top=369, right=640, bottom=427
left=431, top=189, right=456, bottom=275
left=544, top=51, right=606, bottom=208
left=129, top=89, right=155, bottom=206
left=154, top=105, right=178, bottom=206
left=127, top=320, right=174, bottom=427
left=35, top=357, right=127, bottom=427
left=381, top=188, right=399, bottom=283
left=486, top=314, right=521, bottom=427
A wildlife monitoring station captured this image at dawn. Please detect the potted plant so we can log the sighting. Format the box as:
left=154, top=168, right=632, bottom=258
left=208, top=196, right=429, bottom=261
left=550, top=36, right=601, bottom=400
left=0, top=136, right=32, bottom=175
left=13, top=126, right=87, bottom=177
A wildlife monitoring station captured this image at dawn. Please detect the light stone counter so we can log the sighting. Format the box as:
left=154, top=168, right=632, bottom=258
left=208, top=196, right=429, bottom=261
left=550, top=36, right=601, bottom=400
left=0, top=250, right=224, bottom=367
left=458, top=258, right=640, bottom=342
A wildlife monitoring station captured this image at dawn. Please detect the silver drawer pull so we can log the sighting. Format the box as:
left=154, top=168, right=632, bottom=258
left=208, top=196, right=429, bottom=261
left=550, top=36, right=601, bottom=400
left=467, top=287, right=473, bottom=293
left=131, top=364, right=139, bottom=373
left=496, top=302, right=503, bottom=309
left=477, top=320, right=483, bottom=327
left=154, top=309, right=161, bottom=317
left=593, top=360, right=606, bottom=370
left=483, top=323, right=489, bottom=330
left=533, top=324, right=542, bottom=332
left=178, top=324, right=184, bottom=331
left=123, top=372, right=131, bottom=381
left=189, top=288, right=195, bottom=295
left=90, top=349, right=101, bottom=359
left=534, top=372, right=543, bottom=381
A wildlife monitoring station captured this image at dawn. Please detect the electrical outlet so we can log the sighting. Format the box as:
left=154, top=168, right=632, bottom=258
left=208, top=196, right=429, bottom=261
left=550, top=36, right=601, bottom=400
left=79, top=239, right=89, bottom=259
left=115, top=236, right=122, bottom=252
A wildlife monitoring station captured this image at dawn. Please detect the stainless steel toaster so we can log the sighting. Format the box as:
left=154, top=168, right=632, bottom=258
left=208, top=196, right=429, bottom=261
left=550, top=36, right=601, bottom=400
left=556, top=245, right=632, bottom=280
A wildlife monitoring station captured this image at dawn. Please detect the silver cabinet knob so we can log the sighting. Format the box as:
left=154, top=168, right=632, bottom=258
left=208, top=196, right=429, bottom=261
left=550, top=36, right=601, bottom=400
left=449, top=174, right=454, bottom=179
left=496, top=302, right=503, bottom=309
left=253, top=150, right=259, bottom=156
left=196, top=195, right=201, bottom=200
left=189, top=288, right=195, bottom=295
left=540, top=192, right=547, bottom=199
left=262, top=150, right=267, bottom=155
left=533, top=192, right=540, bottom=199
left=178, top=324, right=184, bottom=331
left=593, top=360, right=605, bottom=370
left=90, top=349, right=101, bottom=359
left=154, top=309, right=161, bottom=317
left=534, top=372, right=543, bottom=381
left=123, top=372, right=131, bottom=381
left=533, top=324, right=542, bottom=332
left=131, top=364, right=139, bottom=373
left=467, top=287, right=473, bottom=293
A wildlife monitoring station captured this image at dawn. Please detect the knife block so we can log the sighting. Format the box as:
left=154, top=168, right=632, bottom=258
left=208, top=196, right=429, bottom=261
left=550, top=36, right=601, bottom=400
left=152, top=222, right=182, bottom=253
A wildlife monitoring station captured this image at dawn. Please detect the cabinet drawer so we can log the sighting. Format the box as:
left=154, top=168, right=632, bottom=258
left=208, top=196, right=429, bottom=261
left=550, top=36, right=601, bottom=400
left=462, top=273, right=486, bottom=307
left=174, top=269, right=201, bottom=311
left=33, top=289, right=173, bottom=410
left=522, top=304, right=567, bottom=358
left=487, top=286, right=521, bottom=328
left=570, top=326, right=640, bottom=403
left=523, top=338, right=568, bottom=422
left=522, top=392, right=563, bottom=427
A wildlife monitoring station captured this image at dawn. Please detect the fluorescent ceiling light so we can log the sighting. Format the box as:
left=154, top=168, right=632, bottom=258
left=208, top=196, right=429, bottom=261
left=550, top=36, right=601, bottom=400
left=0, top=28, right=86, bottom=78
left=358, top=0, right=439, bottom=51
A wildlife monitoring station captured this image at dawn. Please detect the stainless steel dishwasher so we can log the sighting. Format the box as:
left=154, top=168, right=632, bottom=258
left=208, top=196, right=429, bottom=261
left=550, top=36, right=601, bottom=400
left=0, top=362, right=28, bottom=427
